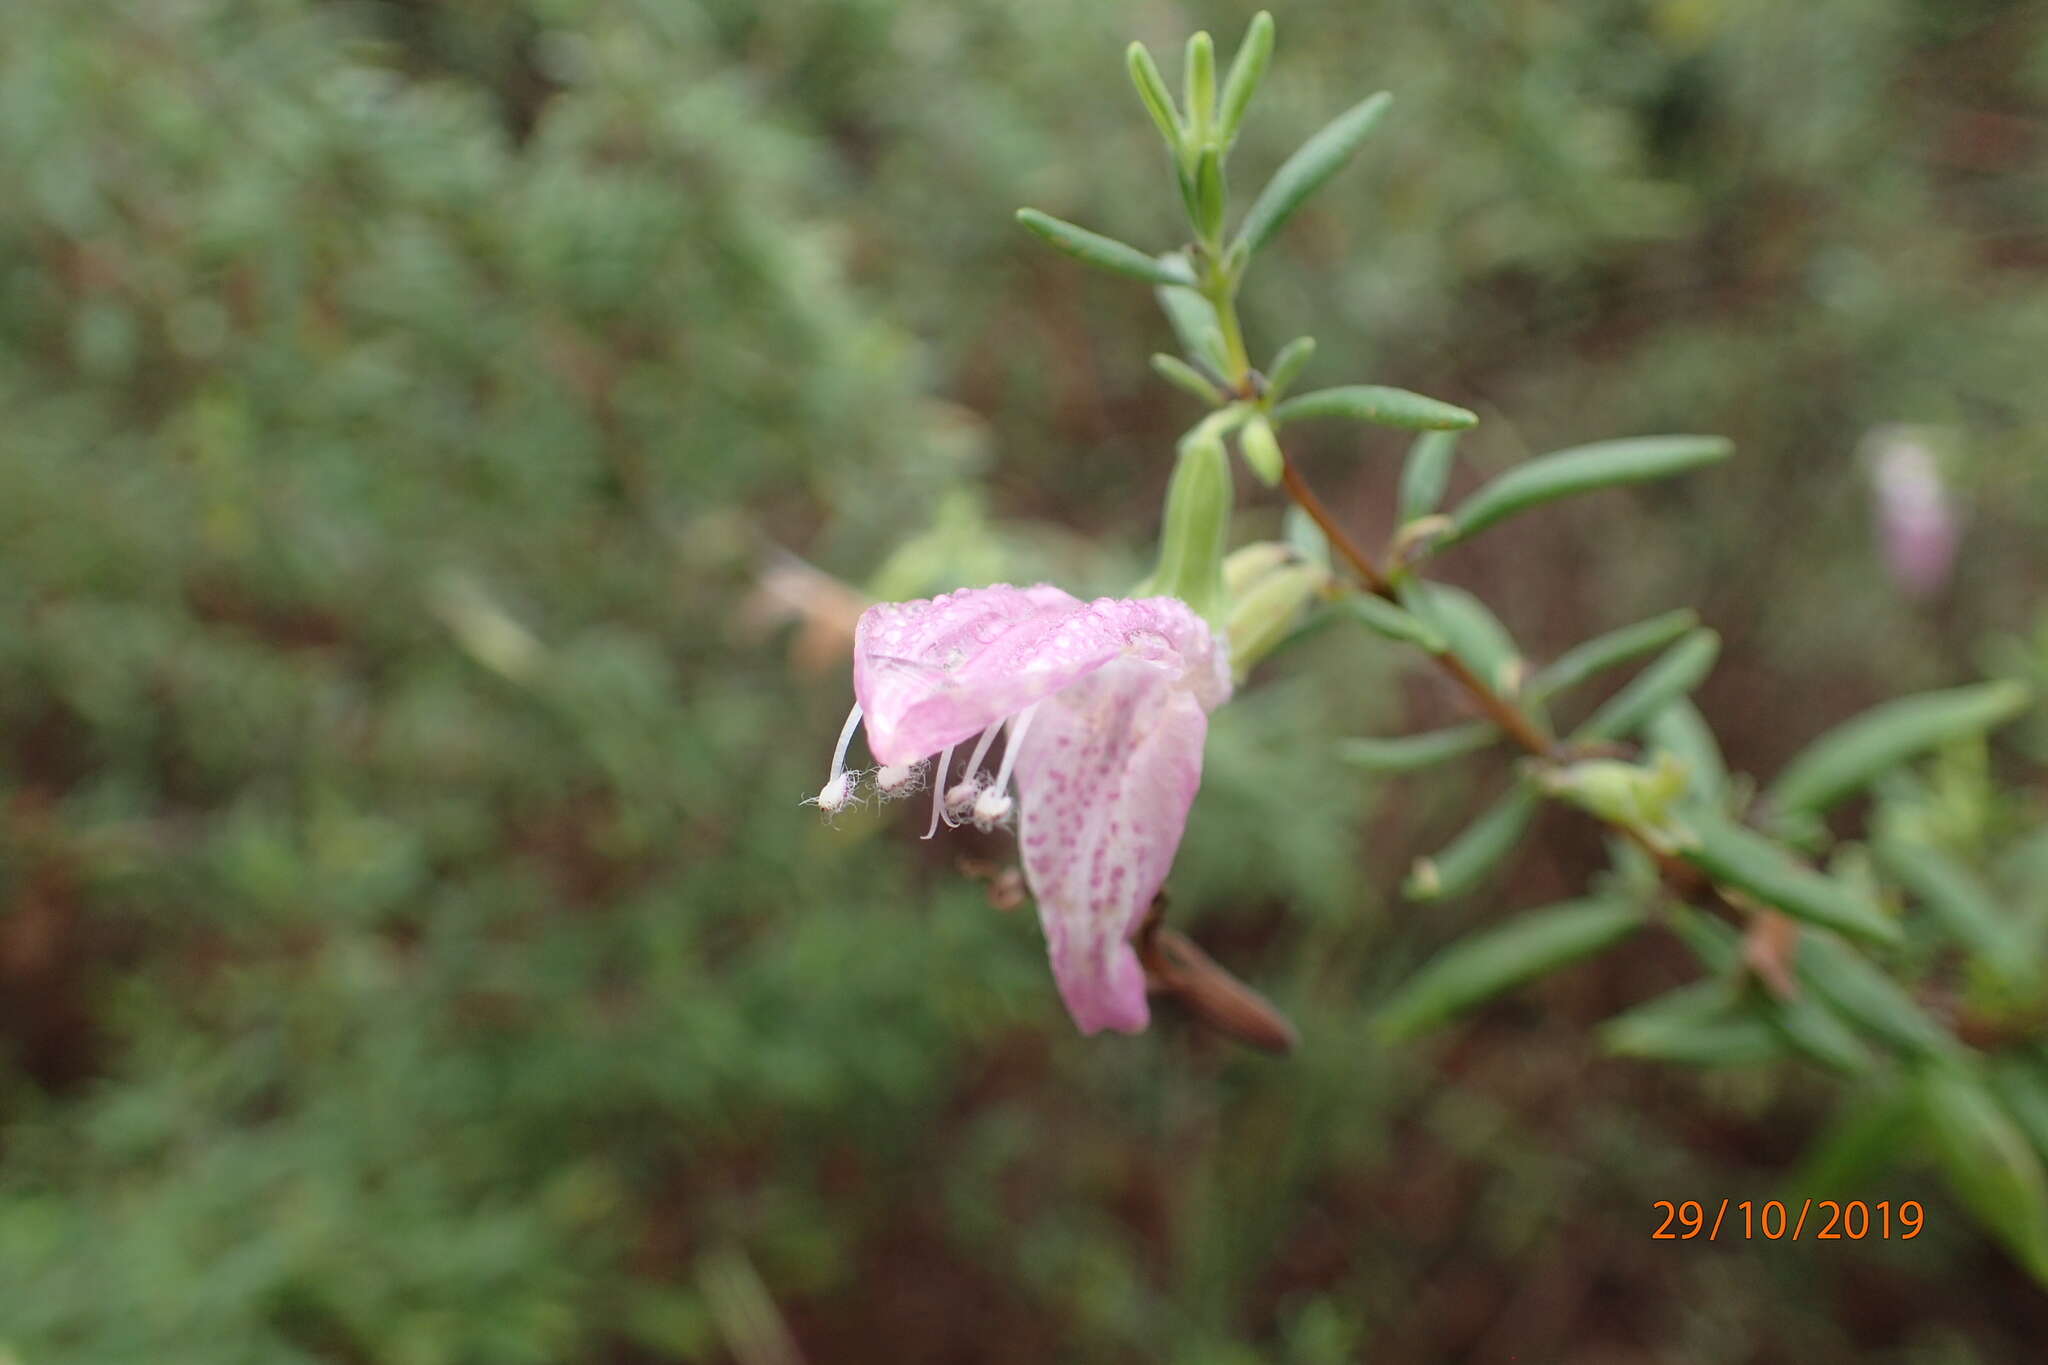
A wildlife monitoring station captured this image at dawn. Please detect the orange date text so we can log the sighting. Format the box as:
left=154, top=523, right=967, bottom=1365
left=1651, top=1199, right=1923, bottom=1241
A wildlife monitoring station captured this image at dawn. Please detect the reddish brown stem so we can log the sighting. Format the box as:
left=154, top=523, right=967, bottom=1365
left=1281, top=452, right=1553, bottom=757
left=1431, top=648, right=1557, bottom=760
left=1280, top=454, right=1390, bottom=594
left=1277, top=447, right=1761, bottom=937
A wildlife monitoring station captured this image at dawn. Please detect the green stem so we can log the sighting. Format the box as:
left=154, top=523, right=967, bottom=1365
left=1213, top=287, right=1251, bottom=387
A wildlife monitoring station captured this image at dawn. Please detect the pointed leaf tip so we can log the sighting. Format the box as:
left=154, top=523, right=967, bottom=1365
left=1015, top=209, right=1194, bottom=287
left=1273, top=384, right=1476, bottom=432
left=1767, top=681, right=2034, bottom=819
left=1447, top=435, right=1732, bottom=543
left=1682, top=812, right=1901, bottom=946
left=1378, top=898, right=1644, bottom=1039
left=1236, top=91, right=1393, bottom=255
left=1126, top=42, right=1183, bottom=151
left=1218, top=12, right=1276, bottom=143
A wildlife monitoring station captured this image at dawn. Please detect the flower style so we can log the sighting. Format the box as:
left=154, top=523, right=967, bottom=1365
left=810, top=584, right=1232, bottom=1034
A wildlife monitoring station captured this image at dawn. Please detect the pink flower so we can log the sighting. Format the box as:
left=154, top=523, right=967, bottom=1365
left=810, top=584, right=1232, bottom=1034
left=1866, top=428, right=1959, bottom=600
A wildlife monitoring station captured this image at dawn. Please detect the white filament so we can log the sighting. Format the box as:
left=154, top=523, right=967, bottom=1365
left=989, top=704, right=1035, bottom=803
left=812, top=702, right=865, bottom=812
left=828, top=703, right=864, bottom=780
left=944, top=719, right=1006, bottom=827
left=922, top=742, right=957, bottom=839
left=960, top=719, right=1003, bottom=787
left=971, top=703, right=1037, bottom=828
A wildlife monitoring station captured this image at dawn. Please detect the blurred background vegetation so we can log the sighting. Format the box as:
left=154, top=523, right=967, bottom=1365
left=3, top=0, right=2048, bottom=1360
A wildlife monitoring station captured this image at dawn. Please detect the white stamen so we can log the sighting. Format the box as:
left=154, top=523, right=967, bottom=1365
left=827, top=702, right=864, bottom=782
left=960, top=719, right=1003, bottom=785
left=807, top=702, right=870, bottom=818
left=943, top=777, right=981, bottom=821
left=989, top=704, right=1036, bottom=801
left=923, top=742, right=957, bottom=839
left=970, top=704, right=1036, bottom=829
left=813, top=771, right=855, bottom=814
left=944, top=720, right=1006, bottom=828
left=875, top=762, right=921, bottom=797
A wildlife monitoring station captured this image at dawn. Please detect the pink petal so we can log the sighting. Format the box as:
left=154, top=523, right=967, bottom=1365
left=1012, top=657, right=1214, bottom=1035
left=1870, top=438, right=1959, bottom=601
left=1881, top=506, right=1958, bottom=599
left=853, top=585, right=1227, bottom=766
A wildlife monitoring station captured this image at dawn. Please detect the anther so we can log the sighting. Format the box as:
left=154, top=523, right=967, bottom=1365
left=875, top=762, right=920, bottom=797
left=971, top=790, right=1014, bottom=828
left=814, top=771, right=855, bottom=814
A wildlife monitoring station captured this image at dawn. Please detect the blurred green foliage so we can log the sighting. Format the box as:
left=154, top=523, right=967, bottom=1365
left=2, top=1, right=2047, bottom=1361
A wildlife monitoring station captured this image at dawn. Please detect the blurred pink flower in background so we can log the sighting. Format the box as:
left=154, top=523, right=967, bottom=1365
left=1864, top=426, right=1959, bottom=600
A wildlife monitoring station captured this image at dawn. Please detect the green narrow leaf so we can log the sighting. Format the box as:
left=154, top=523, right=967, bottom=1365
left=1175, top=161, right=1203, bottom=231
left=1399, top=581, right=1522, bottom=696
left=1572, top=630, right=1720, bottom=744
left=1445, top=435, right=1733, bottom=543
left=1682, top=812, right=1901, bottom=945
left=1216, top=11, right=1274, bottom=143
left=1377, top=898, right=1645, bottom=1039
left=1643, top=698, right=1728, bottom=807
left=1182, top=31, right=1216, bottom=140
left=1527, top=609, right=1700, bottom=703
left=1273, top=384, right=1477, bottom=432
left=1767, top=681, right=2034, bottom=819
left=1397, top=430, right=1459, bottom=523
left=1126, top=42, right=1183, bottom=151
left=1334, top=592, right=1444, bottom=651
left=1015, top=209, right=1194, bottom=286
left=1236, top=92, right=1392, bottom=254
left=1601, top=980, right=1784, bottom=1067
left=1917, top=1061, right=2048, bottom=1282
left=1792, top=1089, right=1915, bottom=1197
left=1798, top=933, right=1960, bottom=1060
left=1155, top=276, right=1230, bottom=376
left=1767, top=989, right=1877, bottom=1075
left=1192, top=146, right=1225, bottom=242
left=1150, top=353, right=1225, bottom=406
left=1875, top=831, right=2035, bottom=987
left=1404, top=784, right=1540, bottom=902
left=1264, top=335, right=1315, bottom=401
left=1665, top=902, right=1741, bottom=975
left=1991, top=1056, right=2048, bottom=1164
left=1283, top=504, right=1329, bottom=568
left=1338, top=722, right=1499, bottom=773
left=1238, top=414, right=1284, bottom=486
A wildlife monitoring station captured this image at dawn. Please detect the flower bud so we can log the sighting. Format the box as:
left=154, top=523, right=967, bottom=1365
left=1537, top=751, right=1695, bottom=851
left=1238, top=413, right=1284, bottom=486
left=1226, top=562, right=1328, bottom=680
left=1223, top=540, right=1292, bottom=597
left=1140, top=419, right=1237, bottom=627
